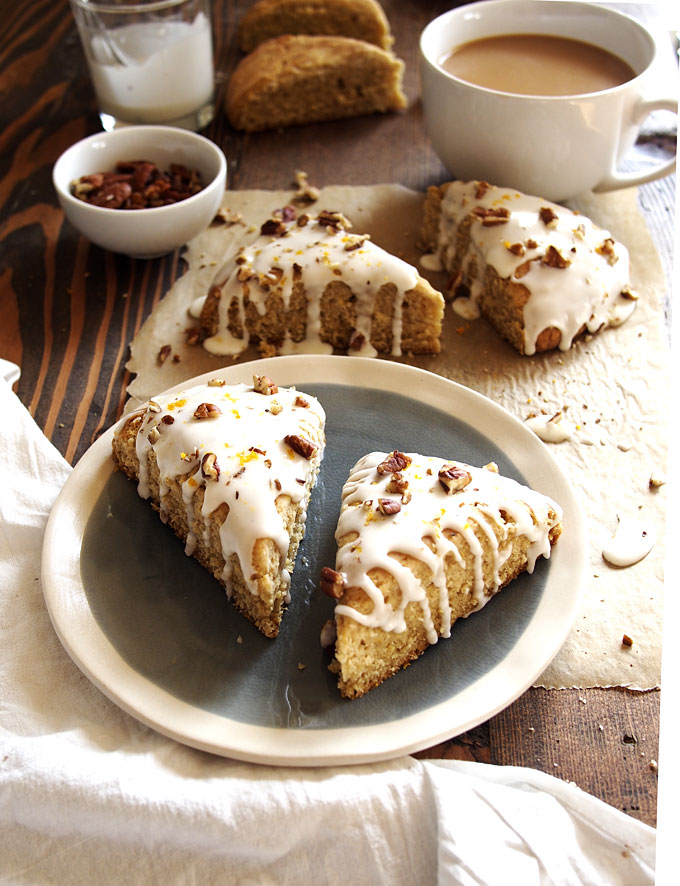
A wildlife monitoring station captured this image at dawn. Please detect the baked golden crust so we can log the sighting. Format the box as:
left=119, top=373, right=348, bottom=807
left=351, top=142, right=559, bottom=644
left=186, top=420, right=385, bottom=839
left=226, top=34, right=406, bottom=132
left=237, top=0, right=394, bottom=52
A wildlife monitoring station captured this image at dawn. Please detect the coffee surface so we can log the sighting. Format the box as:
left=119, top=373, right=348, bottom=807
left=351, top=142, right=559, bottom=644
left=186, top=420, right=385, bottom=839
left=439, top=33, right=636, bottom=96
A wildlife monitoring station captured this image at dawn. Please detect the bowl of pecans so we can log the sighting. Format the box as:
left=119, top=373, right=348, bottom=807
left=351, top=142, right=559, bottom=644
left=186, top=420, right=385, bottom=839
left=53, top=125, right=227, bottom=258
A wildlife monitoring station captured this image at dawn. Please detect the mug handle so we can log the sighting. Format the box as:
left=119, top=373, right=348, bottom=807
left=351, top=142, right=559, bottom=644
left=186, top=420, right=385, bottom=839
left=593, top=97, right=677, bottom=193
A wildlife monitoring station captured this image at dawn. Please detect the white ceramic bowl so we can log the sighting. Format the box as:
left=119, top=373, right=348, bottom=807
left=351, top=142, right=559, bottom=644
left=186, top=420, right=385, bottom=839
left=53, top=126, right=227, bottom=258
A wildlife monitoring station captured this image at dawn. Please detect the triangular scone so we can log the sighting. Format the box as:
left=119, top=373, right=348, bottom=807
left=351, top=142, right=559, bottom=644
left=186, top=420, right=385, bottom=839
left=198, top=208, right=444, bottom=357
left=420, top=180, right=637, bottom=354
left=237, top=0, right=394, bottom=53
left=320, top=451, right=562, bottom=698
left=226, top=34, right=406, bottom=132
left=112, top=375, right=325, bottom=638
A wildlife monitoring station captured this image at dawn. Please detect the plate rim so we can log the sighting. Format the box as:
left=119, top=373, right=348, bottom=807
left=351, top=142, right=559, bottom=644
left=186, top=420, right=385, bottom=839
left=41, top=355, right=587, bottom=766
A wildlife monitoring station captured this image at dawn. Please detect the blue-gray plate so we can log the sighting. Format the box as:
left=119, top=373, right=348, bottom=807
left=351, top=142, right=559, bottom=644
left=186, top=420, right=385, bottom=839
left=41, top=356, right=586, bottom=766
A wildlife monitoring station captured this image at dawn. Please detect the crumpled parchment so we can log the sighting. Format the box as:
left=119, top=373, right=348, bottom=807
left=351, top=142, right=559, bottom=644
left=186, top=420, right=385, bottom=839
left=125, top=183, right=669, bottom=690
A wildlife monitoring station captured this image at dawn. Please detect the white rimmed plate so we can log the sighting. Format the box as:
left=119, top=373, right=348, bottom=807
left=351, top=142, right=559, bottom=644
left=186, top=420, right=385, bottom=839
left=41, top=355, right=586, bottom=766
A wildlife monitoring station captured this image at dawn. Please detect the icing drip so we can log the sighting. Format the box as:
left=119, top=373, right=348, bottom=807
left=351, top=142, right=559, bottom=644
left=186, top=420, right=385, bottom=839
left=134, top=381, right=325, bottom=598
left=334, top=452, right=562, bottom=643
left=436, top=181, right=637, bottom=354
left=202, top=215, right=420, bottom=357
left=602, top=517, right=655, bottom=567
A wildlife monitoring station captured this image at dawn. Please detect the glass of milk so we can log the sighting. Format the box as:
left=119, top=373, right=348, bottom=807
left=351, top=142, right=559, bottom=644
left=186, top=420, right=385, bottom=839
left=69, top=0, right=215, bottom=131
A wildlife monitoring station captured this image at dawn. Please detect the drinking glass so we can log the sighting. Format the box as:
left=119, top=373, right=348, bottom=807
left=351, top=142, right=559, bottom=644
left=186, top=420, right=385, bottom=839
left=69, top=0, right=215, bottom=131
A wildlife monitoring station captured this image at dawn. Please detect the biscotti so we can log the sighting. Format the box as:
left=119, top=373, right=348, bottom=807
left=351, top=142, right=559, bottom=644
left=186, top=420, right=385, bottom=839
left=111, top=376, right=325, bottom=638
left=226, top=34, right=406, bottom=131
left=197, top=206, right=444, bottom=357
left=420, top=180, right=638, bottom=355
left=320, top=450, right=562, bottom=698
left=238, top=0, right=393, bottom=52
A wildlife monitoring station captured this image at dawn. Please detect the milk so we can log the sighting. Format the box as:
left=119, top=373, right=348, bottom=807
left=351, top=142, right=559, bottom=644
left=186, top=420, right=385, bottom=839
left=87, top=13, right=213, bottom=125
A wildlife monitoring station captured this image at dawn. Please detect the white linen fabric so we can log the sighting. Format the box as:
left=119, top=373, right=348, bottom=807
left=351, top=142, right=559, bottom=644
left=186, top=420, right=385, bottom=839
left=0, top=364, right=655, bottom=886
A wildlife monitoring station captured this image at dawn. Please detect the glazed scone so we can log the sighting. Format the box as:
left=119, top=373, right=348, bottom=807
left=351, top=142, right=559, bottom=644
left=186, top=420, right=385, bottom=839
left=320, top=451, right=562, bottom=698
left=420, top=180, right=638, bottom=355
left=111, top=375, right=325, bottom=638
left=226, top=34, right=406, bottom=131
left=197, top=207, right=444, bottom=357
left=237, top=0, right=393, bottom=52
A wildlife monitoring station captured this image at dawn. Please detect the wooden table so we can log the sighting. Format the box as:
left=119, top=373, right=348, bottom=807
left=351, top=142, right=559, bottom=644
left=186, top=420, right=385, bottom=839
left=1, top=0, right=674, bottom=828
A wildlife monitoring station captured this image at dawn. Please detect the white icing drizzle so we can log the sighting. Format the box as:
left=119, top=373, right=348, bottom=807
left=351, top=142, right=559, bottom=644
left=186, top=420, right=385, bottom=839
left=333, top=452, right=562, bottom=644
left=525, top=411, right=575, bottom=443
left=134, top=380, right=325, bottom=598
left=602, top=517, right=655, bottom=567
left=436, top=181, right=637, bottom=354
left=201, top=214, right=420, bottom=357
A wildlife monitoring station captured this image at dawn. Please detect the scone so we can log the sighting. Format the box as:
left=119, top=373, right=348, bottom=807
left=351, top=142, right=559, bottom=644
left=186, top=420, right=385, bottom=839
left=112, top=375, right=325, bottom=638
left=320, top=451, right=562, bottom=698
left=420, top=180, right=638, bottom=355
left=226, top=34, right=406, bottom=131
left=238, top=0, right=393, bottom=52
left=197, top=206, right=444, bottom=357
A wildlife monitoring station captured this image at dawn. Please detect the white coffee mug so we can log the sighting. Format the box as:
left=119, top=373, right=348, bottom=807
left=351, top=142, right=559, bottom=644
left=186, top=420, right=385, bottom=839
left=419, top=0, right=677, bottom=201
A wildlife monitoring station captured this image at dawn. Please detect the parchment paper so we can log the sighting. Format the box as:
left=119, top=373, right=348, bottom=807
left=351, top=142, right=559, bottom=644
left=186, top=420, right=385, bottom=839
left=126, top=184, right=669, bottom=690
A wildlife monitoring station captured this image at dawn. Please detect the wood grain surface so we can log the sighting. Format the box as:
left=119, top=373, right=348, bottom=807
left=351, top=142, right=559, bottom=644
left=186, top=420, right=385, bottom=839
left=1, top=0, right=674, bottom=827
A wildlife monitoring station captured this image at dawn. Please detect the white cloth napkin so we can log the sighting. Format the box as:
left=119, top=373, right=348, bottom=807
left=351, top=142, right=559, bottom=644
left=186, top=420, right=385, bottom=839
left=0, top=362, right=656, bottom=886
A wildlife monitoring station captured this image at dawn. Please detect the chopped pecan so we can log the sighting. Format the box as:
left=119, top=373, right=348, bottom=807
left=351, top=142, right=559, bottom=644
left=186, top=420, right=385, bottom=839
left=438, top=464, right=472, bottom=493
left=539, top=206, right=559, bottom=227
left=386, top=472, right=409, bottom=495
left=293, top=170, right=320, bottom=205
left=474, top=181, right=490, bottom=200
left=506, top=242, right=525, bottom=257
left=378, top=498, right=401, bottom=516
left=185, top=327, right=203, bottom=346
left=620, top=286, right=638, bottom=301
left=147, top=426, right=160, bottom=444
left=157, top=344, right=172, bottom=365
left=320, top=566, right=344, bottom=599
left=193, top=402, right=222, bottom=420
left=253, top=374, right=278, bottom=395
left=260, top=218, right=286, bottom=236
left=595, top=237, right=619, bottom=266
left=207, top=378, right=226, bottom=387
left=161, top=415, right=174, bottom=425
left=541, top=245, right=571, bottom=269
left=294, top=395, right=310, bottom=408
left=377, top=451, right=412, bottom=475
left=201, top=452, right=220, bottom=481
left=343, top=233, right=370, bottom=251
left=284, top=434, right=317, bottom=459
left=471, top=205, right=510, bottom=226
left=317, top=209, right=351, bottom=232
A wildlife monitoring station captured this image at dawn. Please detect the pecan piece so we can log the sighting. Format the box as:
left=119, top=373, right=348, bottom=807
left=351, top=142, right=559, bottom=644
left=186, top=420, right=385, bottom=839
left=438, top=464, right=472, bottom=493
left=157, top=344, right=172, bottom=365
left=260, top=218, right=286, bottom=236
left=471, top=205, right=510, bottom=226
left=320, top=566, right=344, bottom=599
left=539, top=206, right=559, bottom=227
left=294, top=395, right=310, bottom=408
left=284, top=434, right=317, bottom=459
left=193, top=402, right=222, bottom=420
left=595, top=237, right=619, bottom=266
left=377, top=451, right=412, bottom=474
left=541, top=245, right=571, bottom=269
left=378, top=498, right=401, bottom=516
left=253, top=374, right=278, bottom=395
left=201, top=452, right=220, bottom=481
